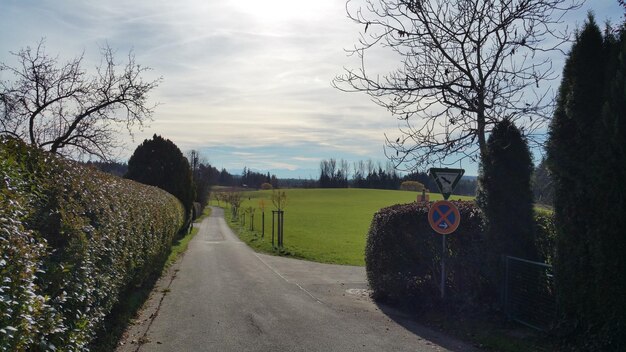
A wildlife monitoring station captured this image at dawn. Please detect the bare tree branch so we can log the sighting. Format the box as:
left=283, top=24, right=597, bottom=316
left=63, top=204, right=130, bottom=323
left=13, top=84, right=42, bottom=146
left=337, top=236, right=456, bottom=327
left=333, top=0, right=581, bottom=171
left=0, top=39, right=161, bottom=160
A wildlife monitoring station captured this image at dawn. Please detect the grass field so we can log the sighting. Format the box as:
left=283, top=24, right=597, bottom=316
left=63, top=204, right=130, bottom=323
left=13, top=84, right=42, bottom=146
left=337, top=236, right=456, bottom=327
left=216, top=188, right=473, bottom=266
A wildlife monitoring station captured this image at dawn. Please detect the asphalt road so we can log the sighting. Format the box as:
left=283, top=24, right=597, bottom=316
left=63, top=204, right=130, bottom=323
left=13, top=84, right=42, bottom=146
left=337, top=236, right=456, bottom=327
left=117, top=207, right=477, bottom=352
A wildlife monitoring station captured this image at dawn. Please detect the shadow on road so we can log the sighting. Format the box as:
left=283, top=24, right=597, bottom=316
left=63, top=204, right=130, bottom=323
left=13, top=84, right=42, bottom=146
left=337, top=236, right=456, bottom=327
left=374, top=302, right=478, bottom=352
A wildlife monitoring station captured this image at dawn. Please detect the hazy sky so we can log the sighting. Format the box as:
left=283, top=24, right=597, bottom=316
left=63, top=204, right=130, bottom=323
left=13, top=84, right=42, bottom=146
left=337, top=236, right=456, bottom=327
left=1, top=0, right=623, bottom=177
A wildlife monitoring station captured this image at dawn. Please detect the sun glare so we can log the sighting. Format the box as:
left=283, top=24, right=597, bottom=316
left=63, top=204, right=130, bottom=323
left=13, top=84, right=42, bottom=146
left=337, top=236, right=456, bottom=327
left=232, top=0, right=329, bottom=23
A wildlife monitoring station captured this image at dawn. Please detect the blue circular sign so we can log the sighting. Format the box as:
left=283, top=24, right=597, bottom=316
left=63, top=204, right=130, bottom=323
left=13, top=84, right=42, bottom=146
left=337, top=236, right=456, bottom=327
left=428, top=200, right=461, bottom=234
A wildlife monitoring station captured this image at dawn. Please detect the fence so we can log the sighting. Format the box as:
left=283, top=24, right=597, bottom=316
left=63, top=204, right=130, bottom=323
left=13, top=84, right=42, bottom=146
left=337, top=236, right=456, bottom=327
left=503, top=256, right=556, bottom=331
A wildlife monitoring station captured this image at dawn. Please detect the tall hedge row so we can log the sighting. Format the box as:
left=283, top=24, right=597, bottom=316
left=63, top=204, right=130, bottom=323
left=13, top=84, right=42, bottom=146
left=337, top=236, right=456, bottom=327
left=0, top=137, right=185, bottom=351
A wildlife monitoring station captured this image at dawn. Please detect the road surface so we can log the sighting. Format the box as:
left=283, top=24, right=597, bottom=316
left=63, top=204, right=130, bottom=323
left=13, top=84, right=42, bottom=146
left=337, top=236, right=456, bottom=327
left=117, top=207, right=477, bottom=352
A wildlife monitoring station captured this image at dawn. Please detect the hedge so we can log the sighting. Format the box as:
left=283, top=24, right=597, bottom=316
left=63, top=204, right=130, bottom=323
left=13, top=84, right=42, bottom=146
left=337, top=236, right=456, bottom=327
left=366, top=201, right=558, bottom=312
left=0, top=137, right=185, bottom=351
left=365, top=201, right=488, bottom=310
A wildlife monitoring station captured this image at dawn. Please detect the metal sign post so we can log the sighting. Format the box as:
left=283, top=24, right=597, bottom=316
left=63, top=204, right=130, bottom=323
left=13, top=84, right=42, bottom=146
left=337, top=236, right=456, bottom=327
left=428, top=199, right=462, bottom=300
left=441, top=234, right=446, bottom=299
left=427, top=167, right=464, bottom=299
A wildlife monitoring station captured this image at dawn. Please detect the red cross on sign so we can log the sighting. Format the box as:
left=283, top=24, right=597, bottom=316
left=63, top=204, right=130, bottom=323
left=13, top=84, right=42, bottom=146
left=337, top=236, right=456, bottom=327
left=428, top=200, right=461, bottom=235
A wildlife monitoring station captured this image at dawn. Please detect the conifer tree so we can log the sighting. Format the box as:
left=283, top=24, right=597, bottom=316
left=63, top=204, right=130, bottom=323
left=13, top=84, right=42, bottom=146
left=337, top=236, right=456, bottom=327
left=587, top=27, right=626, bottom=348
left=126, top=134, right=194, bottom=223
left=478, top=119, right=536, bottom=260
left=546, top=15, right=607, bottom=341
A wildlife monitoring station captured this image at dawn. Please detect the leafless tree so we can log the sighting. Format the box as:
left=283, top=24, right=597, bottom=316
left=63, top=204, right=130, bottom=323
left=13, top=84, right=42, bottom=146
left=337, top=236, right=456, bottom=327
left=354, top=160, right=366, bottom=177
left=0, top=40, right=160, bottom=160
left=187, top=150, right=201, bottom=176
left=339, top=159, right=351, bottom=180
left=228, top=191, right=243, bottom=217
left=334, top=0, right=581, bottom=169
left=366, top=159, right=375, bottom=175
left=271, top=190, right=288, bottom=210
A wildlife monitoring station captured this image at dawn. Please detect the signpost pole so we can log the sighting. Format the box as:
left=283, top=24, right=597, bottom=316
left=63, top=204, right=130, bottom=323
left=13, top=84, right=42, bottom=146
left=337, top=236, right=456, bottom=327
left=428, top=167, right=464, bottom=302
left=441, top=234, right=446, bottom=299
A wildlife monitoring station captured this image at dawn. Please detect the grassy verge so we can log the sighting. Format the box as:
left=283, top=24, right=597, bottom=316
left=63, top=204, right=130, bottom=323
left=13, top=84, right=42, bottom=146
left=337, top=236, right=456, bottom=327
left=222, top=202, right=297, bottom=258
left=91, top=207, right=210, bottom=352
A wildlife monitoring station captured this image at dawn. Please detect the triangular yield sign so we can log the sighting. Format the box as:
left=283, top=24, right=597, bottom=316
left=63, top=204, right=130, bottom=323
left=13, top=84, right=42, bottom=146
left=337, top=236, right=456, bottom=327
left=429, top=168, right=465, bottom=200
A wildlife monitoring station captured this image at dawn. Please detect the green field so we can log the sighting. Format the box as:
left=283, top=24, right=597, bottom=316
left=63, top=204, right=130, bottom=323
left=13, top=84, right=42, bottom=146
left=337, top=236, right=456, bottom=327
left=216, top=188, right=473, bottom=266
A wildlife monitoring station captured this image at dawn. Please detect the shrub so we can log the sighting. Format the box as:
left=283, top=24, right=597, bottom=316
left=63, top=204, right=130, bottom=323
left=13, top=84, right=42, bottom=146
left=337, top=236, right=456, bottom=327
left=534, top=210, right=556, bottom=265
left=400, top=180, right=425, bottom=192
left=366, top=201, right=560, bottom=313
left=365, top=201, right=487, bottom=310
left=260, top=182, right=273, bottom=190
left=0, top=137, right=185, bottom=350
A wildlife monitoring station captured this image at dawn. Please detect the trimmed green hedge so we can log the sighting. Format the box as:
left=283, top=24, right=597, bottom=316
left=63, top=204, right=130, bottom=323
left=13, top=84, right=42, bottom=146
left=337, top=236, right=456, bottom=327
left=366, top=201, right=558, bottom=313
left=365, top=201, right=487, bottom=309
left=0, top=137, right=185, bottom=351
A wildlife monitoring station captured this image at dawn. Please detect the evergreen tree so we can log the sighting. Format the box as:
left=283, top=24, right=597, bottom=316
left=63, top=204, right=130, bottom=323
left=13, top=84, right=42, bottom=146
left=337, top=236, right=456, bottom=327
left=126, top=134, right=194, bottom=222
left=546, top=15, right=609, bottom=343
left=587, top=27, right=626, bottom=348
left=478, top=119, right=536, bottom=261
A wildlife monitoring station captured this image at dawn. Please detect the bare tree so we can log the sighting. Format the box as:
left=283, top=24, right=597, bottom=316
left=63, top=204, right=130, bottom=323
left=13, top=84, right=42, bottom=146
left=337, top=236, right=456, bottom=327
left=334, top=0, right=581, bottom=169
left=366, top=159, right=375, bottom=175
left=271, top=190, right=288, bottom=210
left=339, top=158, right=350, bottom=181
left=187, top=150, right=201, bottom=176
left=0, top=40, right=160, bottom=160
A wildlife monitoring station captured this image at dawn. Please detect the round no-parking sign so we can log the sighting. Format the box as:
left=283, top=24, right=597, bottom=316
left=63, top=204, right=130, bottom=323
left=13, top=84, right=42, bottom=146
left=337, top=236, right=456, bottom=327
left=428, top=200, right=461, bottom=235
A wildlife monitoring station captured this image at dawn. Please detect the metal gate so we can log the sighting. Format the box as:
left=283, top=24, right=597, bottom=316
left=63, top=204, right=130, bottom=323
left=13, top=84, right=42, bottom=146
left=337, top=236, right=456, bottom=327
left=503, top=256, right=556, bottom=331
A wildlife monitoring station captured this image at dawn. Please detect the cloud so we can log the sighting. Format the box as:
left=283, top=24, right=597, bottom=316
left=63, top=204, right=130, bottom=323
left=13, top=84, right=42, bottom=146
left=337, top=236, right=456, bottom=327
left=2, top=0, right=624, bottom=177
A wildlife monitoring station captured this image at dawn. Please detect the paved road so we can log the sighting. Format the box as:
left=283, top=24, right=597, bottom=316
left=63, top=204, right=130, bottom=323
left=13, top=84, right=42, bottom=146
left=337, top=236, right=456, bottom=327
left=118, top=207, right=477, bottom=352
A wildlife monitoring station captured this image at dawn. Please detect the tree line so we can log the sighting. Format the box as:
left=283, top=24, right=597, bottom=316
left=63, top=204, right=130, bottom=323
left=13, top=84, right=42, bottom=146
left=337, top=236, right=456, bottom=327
left=318, top=158, right=478, bottom=195
left=319, top=158, right=401, bottom=189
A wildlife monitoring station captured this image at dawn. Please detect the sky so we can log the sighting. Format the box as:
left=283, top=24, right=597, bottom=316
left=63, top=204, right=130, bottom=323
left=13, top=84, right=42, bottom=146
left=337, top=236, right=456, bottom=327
left=0, top=0, right=623, bottom=178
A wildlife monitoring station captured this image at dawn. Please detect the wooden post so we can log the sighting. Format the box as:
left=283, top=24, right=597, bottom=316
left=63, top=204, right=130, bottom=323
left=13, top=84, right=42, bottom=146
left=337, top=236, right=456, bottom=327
left=271, top=210, right=275, bottom=247
left=278, top=210, right=283, bottom=248
left=279, top=210, right=285, bottom=247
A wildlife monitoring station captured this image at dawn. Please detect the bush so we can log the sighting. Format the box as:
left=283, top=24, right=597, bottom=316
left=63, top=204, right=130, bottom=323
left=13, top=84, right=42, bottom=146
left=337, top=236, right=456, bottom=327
left=0, top=137, right=185, bottom=350
left=400, top=180, right=425, bottom=192
left=534, top=210, right=556, bottom=265
left=366, top=201, right=560, bottom=314
left=260, top=182, right=273, bottom=190
left=365, top=201, right=487, bottom=310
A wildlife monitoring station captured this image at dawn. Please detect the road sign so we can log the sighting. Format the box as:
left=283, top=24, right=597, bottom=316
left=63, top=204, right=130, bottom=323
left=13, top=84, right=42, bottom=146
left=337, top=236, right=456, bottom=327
left=429, top=168, right=465, bottom=200
left=428, top=200, right=461, bottom=235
